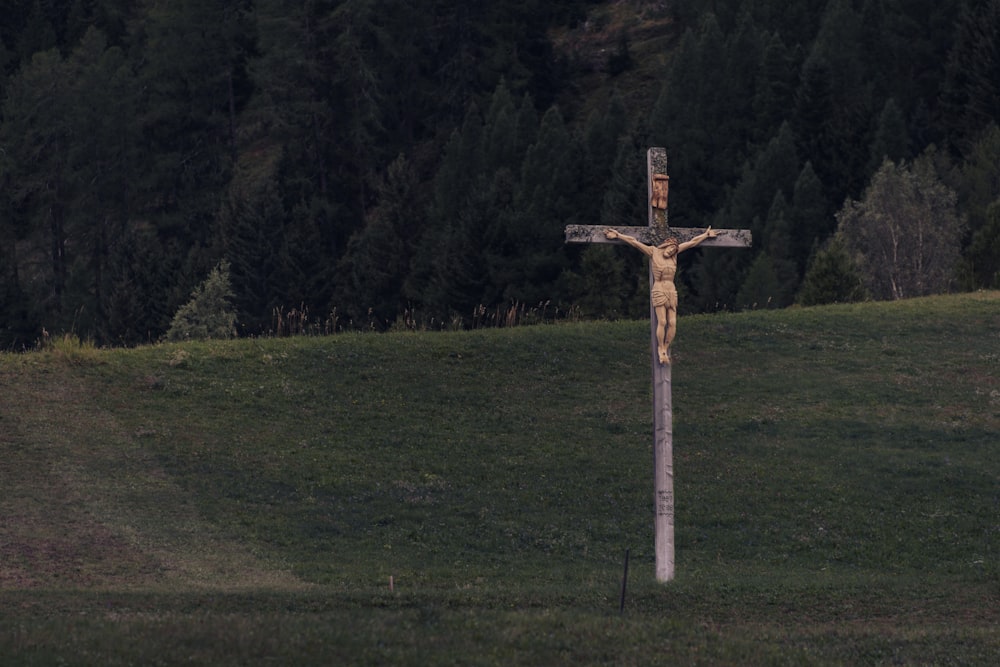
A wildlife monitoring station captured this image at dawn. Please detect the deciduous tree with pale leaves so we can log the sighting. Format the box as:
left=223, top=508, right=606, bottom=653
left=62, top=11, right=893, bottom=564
left=834, top=156, right=964, bottom=300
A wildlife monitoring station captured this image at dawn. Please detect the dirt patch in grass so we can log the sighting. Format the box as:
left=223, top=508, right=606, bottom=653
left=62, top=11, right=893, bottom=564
left=0, top=361, right=310, bottom=592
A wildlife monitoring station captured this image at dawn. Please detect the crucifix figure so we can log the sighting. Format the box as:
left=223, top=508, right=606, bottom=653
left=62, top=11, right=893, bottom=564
left=604, top=226, right=718, bottom=364
left=565, top=148, right=751, bottom=582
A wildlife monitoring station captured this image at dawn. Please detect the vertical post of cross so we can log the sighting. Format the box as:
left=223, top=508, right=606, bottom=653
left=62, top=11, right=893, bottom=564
left=647, top=148, right=675, bottom=582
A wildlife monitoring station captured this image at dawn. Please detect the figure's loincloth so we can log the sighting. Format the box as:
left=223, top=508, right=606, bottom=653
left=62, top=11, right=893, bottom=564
left=651, top=284, right=678, bottom=308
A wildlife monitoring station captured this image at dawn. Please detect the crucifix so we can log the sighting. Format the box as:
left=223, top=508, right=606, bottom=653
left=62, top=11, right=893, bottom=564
left=565, top=147, right=751, bottom=582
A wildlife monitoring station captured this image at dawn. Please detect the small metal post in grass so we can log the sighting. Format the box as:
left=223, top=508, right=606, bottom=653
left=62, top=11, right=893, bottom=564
left=619, top=548, right=630, bottom=614
left=566, top=148, right=751, bottom=582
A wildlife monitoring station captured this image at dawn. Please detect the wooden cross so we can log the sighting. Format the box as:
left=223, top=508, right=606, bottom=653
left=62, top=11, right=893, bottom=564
left=565, top=147, right=751, bottom=582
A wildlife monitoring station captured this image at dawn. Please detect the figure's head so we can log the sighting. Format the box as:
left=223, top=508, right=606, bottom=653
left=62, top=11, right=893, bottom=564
left=657, top=238, right=679, bottom=258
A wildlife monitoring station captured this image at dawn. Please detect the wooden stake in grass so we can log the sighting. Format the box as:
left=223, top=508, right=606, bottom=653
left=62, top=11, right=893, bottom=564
left=566, top=148, right=751, bottom=582
left=619, top=548, right=630, bottom=614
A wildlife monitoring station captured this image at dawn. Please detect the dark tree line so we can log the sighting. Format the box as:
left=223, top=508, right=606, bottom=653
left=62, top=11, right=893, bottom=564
left=1, top=0, right=999, bottom=347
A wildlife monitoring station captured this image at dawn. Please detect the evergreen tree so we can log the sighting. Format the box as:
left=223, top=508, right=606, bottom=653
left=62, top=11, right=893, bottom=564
left=483, top=78, right=519, bottom=173
left=219, top=173, right=287, bottom=333
left=580, top=88, right=628, bottom=225
left=957, top=123, right=1000, bottom=288
left=809, top=0, right=865, bottom=104
left=165, top=261, right=237, bottom=341
left=505, top=105, right=577, bottom=305
left=797, top=236, right=867, bottom=305
left=409, top=103, right=487, bottom=315
left=0, top=28, right=138, bottom=339
left=67, top=28, right=139, bottom=338
left=599, top=135, right=648, bottom=317
left=131, top=0, right=252, bottom=247
left=600, top=135, right=646, bottom=231
left=423, top=174, right=496, bottom=321
left=792, top=55, right=834, bottom=170
left=941, top=0, right=1000, bottom=154
left=736, top=253, right=781, bottom=310
left=867, top=98, right=912, bottom=177
left=648, top=28, right=712, bottom=226
left=571, top=245, right=629, bottom=318
left=752, top=32, right=798, bottom=145
left=720, top=121, right=800, bottom=244
left=1, top=48, right=75, bottom=323
left=965, top=200, right=1000, bottom=288
left=514, top=93, right=540, bottom=159
left=721, top=10, right=763, bottom=152
left=735, top=192, right=797, bottom=309
left=788, top=161, right=832, bottom=272
left=763, top=192, right=801, bottom=306
left=102, top=228, right=171, bottom=345
left=335, top=154, right=422, bottom=326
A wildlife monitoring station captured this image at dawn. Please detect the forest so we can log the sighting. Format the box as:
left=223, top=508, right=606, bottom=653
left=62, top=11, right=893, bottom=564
left=1, top=0, right=998, bottom=347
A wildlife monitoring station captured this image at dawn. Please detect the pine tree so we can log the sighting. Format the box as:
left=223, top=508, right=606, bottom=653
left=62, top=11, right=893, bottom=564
left=0, top=28, right=138, bottom=339
left=219, top=176, right=286, bottom=333
left=335, top=154, right=422, bottom=326
left=132, top=0, right=252, bottom=249
left=1, top=48, right=74, bottom=323
left=572, top=245, right=628, bottom=318
left=752, top=32, right=798, bottom=145
left=165, top=261, right=237, bottom=341
left=764, top=192, right=801, bottom=306
left=736, top=253, right=781, bottom=310
left=722, top=10, right=763, bottom=151
left=792, top=56, right=839, bottom=192
left=505, top=105, right=577, bottom=305
left=867, top=98, right=912, bottom=177
left=102, top=228, right=171, bottom=344
left=598, top=135, right=647, bottom=317
left=941, top=0, right=1000, bottom=154
left=720, top=121, right=800, bottom=245
left=735, top=192, right=797, bottom=309
left=797, top=237, right=867, bottom=306
left=957, top=123, right=1000, bottom=288
left=483, top=79, right=518, bottom=173
left=788, top=161, right=833, bottom=273
left=649, top=28, right=713, bottom=225
left=580, top=88, right=628, bottom=225
left=809, top=0, right=865, bottom=103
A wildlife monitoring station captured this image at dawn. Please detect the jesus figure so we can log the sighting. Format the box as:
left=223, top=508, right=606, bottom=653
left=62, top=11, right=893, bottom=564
left=605, top=226, right=718, bottom=364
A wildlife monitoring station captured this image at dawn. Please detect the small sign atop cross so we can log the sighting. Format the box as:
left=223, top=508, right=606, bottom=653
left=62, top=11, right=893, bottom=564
left=565, top=147, right=752, bottom=582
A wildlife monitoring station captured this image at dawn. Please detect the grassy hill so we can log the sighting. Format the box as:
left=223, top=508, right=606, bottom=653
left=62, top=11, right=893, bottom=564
left=1, top=293, right=998, bottom=665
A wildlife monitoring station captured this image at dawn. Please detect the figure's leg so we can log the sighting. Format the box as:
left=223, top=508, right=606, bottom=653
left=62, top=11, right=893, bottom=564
left=655, top=305, right=668, bottom=364
left=663, top=307, right=677, bottom=364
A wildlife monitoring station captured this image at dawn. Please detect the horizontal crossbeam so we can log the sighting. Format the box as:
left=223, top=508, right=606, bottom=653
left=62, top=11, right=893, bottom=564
left=564, top=224, right=752, bottom=248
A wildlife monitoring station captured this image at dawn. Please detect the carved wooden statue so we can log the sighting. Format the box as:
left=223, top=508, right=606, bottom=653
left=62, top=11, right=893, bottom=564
left=650, top=173, right=669, bottom=209
left=604, top=226, right=718, bottom=364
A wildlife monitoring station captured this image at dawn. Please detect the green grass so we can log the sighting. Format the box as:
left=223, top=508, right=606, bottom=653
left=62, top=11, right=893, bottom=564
left=1, top=293, right=998, bottom=665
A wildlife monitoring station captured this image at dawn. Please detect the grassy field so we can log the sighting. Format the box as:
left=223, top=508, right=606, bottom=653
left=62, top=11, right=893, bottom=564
left=1, top=293, right=998, bottom=665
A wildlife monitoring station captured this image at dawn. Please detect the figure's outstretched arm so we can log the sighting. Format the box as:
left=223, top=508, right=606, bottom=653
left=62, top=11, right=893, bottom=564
left=678, top=226, right=719, bottom=253
left=606, top=229, right=654, bottom=256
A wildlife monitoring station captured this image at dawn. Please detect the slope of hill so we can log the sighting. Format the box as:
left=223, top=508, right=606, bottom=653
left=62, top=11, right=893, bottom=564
left=549, top=0, right=680, bottom=116
left=1, top=293, right=998, bottom=664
